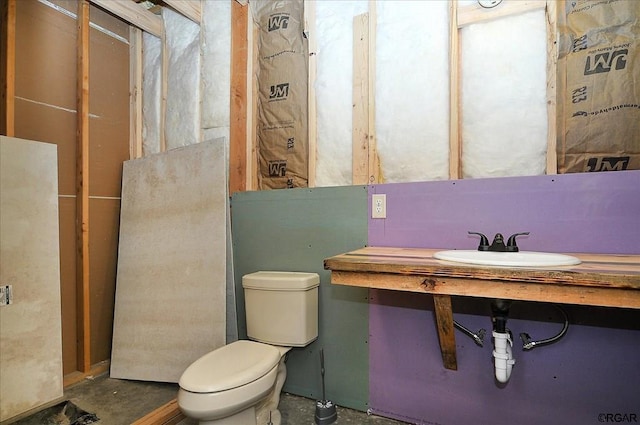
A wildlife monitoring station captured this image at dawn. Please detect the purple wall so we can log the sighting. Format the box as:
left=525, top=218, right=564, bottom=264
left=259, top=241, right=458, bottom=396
left=367, top=171, right=640, bottom=425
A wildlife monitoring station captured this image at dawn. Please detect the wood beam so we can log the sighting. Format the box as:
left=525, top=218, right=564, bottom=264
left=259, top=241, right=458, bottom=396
left=433, top=295, right=457, bottom=370
left=1, top=0, right=16, bottom=137
left=306, top=0, right=317, bottom=187
left=367, top=0, right=379, bottom=184
left=229, top=0, right=248, bottom=194
left=131, top=399, right=185, bottom=425
left=449, top=0, right=462, bottom=179
left=164, top=0, right=201, bottom=24
left=457, top=0, right=546, bottom=28
left=76, top=0, right=91, bottom=374
left=89, top=0, right=163, bottom=37
left=352, top=13, right=370, bottom=185
left=130, top=27, right=143, bottom=159
left=545, top=0, right=558, bottom=174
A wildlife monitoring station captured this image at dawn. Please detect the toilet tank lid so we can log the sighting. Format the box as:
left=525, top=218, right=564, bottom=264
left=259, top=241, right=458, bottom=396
left=179, top=340, right=281, bottom=393
left=242, top=271, right=320, bottom=290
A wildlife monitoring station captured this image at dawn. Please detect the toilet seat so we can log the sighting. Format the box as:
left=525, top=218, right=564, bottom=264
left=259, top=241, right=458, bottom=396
left=179, top=340, right=281, bottom=393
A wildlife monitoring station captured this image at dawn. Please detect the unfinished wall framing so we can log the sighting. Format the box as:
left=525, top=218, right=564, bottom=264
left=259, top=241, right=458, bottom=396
left=2, top=0, right=131, bottom=385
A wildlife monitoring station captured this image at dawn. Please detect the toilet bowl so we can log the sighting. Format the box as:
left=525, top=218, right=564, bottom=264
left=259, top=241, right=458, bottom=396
left=178, top=340, right=290, bottom=424
left=177, top=271, right=319, bottom=425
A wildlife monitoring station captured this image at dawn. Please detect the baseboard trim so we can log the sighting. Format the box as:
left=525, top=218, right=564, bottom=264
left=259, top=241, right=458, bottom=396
left=63, top=360, right=110, bottom=388
left=132, top=399, right=185, bottom=425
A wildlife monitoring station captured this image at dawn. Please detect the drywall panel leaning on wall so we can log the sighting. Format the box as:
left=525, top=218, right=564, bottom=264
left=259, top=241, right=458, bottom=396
left=252, top=0, right=309, bottom=189
left=557, top=0, right=640, bottom=173
left=0, top=136, right=63, bottom=422
left=110, top=139, right=227, bottom=383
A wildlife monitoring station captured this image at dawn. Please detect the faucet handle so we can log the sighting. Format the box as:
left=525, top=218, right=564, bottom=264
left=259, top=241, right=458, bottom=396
left=468, top=231, right=490, bottom=251
left=506, top=232, right=530, bottom=252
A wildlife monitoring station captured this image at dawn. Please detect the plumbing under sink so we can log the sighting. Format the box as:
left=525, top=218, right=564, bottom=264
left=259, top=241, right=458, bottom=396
left=433, top=250, right=581, bottom=267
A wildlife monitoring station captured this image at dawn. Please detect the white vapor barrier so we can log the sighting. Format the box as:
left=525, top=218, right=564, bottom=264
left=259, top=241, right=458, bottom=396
left=201, top=0, right=231, bottom=131
left=315, top=1, right=368, bottom=187
left=376, top=1, right=450, bottom=182
left=142, top=32, right=161, bottom=156
left=164, top=8, right=201, bottom=150
left=461, top=9, right=548, bottom=178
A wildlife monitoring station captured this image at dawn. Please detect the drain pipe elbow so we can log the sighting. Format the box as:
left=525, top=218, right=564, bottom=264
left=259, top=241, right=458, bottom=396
left=493, top=331, right=515, bottom=384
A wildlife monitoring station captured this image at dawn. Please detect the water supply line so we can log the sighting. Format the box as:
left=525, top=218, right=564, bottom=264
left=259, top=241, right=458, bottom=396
left=520, top=305, right=569, bottom=350
left=454, top=320, right=486, bottom=347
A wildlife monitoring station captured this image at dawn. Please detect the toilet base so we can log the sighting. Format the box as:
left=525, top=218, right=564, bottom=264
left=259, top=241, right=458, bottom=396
left=198, top=406, right=255, bottom=425
left=255, top=355, right=288, bottom=425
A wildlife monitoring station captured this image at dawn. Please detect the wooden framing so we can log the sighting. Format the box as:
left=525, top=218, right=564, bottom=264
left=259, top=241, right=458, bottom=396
left=545, top=0, right=558, bottom=174
left=130, top=26, right=143, bottom=159
left=229, top=0, right=249, bottom=194
left=1, top=0, right=16, bottom=137
left=351, top=2, right=380, bottom=185
left=306, top=0, right=317, bottom=187
left=89, top=0, right=163, bottom=37
left=352, top=13, right=370, bottom=185
left=367, top=0, right=379, bottom=184
left=76, top=0, right=91, bottom=374
left=450, top=0, right=556, bottom=179
left=131, top=399, right=185, bottom=425
left=448, top=0, right=461, bottom=179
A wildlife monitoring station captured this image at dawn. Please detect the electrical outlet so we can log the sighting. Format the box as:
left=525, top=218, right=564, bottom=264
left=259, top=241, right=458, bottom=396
left=372, top=194, right=386, bottom=219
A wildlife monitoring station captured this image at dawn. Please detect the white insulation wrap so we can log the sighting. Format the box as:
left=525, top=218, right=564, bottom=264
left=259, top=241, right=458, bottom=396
left=164, top=8, right=201, bottom=151
left=315, top=1, right=368, bottom=187
left=376, top=1, right=450, bottom=182
left=142, top=32, right=162, bottom=156
left=461, top=9, right=548, bottom=178
left=201, top=0, right=231, bottom=131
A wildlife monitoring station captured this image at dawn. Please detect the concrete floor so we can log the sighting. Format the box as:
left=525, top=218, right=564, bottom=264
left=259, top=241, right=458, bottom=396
left=12, top=373, right=409, bottom=425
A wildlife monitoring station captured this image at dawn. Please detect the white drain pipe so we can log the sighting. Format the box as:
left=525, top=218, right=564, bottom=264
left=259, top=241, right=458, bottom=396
left=492, top=331, right=515, bottom=383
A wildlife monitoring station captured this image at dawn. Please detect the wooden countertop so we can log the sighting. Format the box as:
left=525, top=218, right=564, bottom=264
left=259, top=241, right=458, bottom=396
left=324, top=247, right=640, bottom=309
left=325, top=247, right=640, bottom=370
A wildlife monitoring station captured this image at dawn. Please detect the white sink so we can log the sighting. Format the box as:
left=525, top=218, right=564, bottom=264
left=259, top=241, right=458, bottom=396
left=433, top=250, right=581, bottom=267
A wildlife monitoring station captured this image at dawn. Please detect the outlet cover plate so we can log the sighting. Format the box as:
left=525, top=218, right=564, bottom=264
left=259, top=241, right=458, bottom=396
left=372, top=194, right=387, bottom=219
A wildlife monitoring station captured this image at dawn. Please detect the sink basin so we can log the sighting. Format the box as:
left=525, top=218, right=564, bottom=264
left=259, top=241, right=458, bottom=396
left=433, top=250, right=581, bottom=267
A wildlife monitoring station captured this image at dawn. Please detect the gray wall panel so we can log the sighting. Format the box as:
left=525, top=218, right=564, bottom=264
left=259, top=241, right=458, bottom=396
left=231, top=186, right=369, bottom=411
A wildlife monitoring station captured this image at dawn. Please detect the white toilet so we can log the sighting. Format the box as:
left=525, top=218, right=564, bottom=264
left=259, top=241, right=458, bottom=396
left=178, top=271, right=320, bottom=425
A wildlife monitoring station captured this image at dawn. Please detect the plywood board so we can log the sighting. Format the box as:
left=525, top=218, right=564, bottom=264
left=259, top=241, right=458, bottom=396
left=110, top=139, right=227, bottom=383
left=0, top=136, right=63, bottom=422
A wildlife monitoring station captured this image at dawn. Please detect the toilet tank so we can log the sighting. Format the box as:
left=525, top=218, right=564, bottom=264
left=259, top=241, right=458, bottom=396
left=242, top=271, right=319, bottom=347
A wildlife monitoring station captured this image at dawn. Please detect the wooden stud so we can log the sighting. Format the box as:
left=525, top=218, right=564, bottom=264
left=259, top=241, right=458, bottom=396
left=89, top=0, right=163, bottom=37
left=457, top=0, right=546, bottom=28
left=449, top=0, right=462, bottom=179
left=352, top=13, right=369, bottom=185
left=433, top=295, right=458, bottom=370
left=130, top=27, right=143, bottom=159
left=229, top=0, right=248, bottom=194
left=306, top=0, right=317, bottom=187
left=160, top=29, right=168, bottom=153
left=249, top=16, right=259, bottom=190
left=367, top=0, right=379, bottom=184
left=545, top=0, right=558, bottom=175
left=2, top=0, right=16, bottom=137
left=76, top=0, right=91, bottom=374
